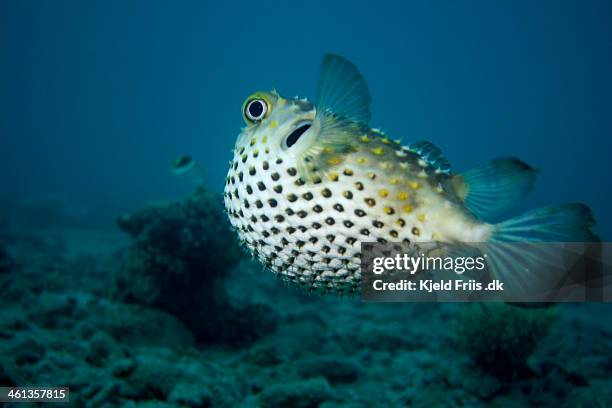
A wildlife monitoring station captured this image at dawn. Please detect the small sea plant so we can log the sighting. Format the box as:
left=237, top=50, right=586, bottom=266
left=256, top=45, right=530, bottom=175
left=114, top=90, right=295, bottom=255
left=454, top=303, right=555, bottom=379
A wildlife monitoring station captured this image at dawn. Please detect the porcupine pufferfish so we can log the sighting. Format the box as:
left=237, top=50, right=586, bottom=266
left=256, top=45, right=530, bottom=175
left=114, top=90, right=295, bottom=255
left=224, top=54, right=598, bottom=295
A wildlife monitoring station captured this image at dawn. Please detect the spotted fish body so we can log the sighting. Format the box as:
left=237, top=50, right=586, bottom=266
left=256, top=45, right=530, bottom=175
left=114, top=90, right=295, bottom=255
left=224, top=55, right=598, bottom=295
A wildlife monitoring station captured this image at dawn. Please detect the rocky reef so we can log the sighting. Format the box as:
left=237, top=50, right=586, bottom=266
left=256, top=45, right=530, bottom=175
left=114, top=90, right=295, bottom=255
left=114, top=187, right=277, bottom=345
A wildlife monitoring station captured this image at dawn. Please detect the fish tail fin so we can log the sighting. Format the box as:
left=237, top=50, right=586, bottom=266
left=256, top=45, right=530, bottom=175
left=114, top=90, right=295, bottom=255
left=490, top=203, right=598, bottom=243
left=450, top=158, right=538, bottom=221
left=482, top=204, right=599, bottom=293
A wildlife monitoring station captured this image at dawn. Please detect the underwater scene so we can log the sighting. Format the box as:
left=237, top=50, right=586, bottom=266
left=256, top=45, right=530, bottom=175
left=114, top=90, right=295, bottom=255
left=1, top=1, right=611, bottom=407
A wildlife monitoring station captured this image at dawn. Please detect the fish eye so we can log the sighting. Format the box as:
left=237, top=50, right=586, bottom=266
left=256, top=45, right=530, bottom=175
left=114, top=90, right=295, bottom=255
left=244, top=98, right=268, bottom=122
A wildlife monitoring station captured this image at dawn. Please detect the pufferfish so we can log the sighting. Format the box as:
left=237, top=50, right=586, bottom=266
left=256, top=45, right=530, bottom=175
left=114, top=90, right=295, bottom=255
left=224, top=54, right=598, bottom=295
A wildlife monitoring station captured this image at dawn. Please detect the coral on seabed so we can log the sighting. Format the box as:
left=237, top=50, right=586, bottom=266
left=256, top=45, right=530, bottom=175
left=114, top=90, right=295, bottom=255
left=114, top=187, right=277, bottom=345
left=0, top=244, right=14, bottom=274
left=454, top=303, right=555, bottom=379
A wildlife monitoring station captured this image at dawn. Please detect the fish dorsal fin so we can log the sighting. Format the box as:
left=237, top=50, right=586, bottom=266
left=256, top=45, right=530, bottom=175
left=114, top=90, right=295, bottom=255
left=408, top=141, right=451, bottom=174
left=449, top=158, right=538, bottom=221
left=294, top=55, right=372, bottom=182
left=316, top=54, right=371, bottom=126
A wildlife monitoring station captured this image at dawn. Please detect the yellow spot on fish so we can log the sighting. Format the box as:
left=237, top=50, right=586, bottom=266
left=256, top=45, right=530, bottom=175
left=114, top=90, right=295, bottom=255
left=432, top=232, right=440, bottom=240
left=250, top=138, right=257, bottom=146
left=328, top=172, right=339, bottom=181
left=397, top=191, right=409, bottom=200
left=409, top=181, right=421, bottom=190
left=261, top=135, right=268, bottom=144
left=360, top=135, right=371, bottom=143
left=378, top=189, right=389, bottom=198
left=399, top=162, right=409, bottom=170
left=327, top=157, right=341, bottom=165
left=403, top=205, right=413, bottom=213
left=381, top=137, right=391, bottom=144
left=356, top=157, right=368, bottom=165
left=323, top=146, right=335, bottom=154
left=368, top=172, right=377, bottom=180
left=418, top=170, right=428, bottom=178
left=384, top=206, right=394, bottom=215
left=371, top=147, right=385, bottom=155
left=380, top=162, right=392, bottom=170
left=269, top=120, right=279, bottom=128
left=390, top=177, right=400, bottom=185
left=417, top=213, right=427, bottom=222
left=343, top=168, right=354, bottom=176
left=394, top=139, right=402, bottom=144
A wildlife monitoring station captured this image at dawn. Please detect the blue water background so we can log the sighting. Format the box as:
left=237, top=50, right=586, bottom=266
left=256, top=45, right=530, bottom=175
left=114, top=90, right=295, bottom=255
left=1, top=0, right=611, bottom=237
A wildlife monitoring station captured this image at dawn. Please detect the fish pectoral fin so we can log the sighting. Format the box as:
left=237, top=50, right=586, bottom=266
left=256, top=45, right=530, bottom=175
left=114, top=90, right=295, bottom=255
left=450, top=158, right=538, bottom=221
left=408, top=141, right=451, bottom=174
left=315, top=54, right=371, bottom=127
left=293, top=54, right=371, bottom=182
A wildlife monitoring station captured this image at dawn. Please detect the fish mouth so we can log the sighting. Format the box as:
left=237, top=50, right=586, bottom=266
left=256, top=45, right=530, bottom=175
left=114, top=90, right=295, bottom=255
left=284, top=122, right=312, bottom=148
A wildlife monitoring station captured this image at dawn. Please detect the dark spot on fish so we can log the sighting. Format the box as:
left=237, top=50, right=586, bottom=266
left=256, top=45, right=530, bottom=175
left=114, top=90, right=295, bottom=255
left=390, top=230, right=399, bottom=238
left=287, top=193, right=297, bottom=202
left=238, top=172, right=244, bottom=182
left=271, top=227, right=280, bottom=234
left=373, top=220, right=384, bottom=228
left=412, top=227, right=420, bottom=236
left=333, top=203, right=344, bottom=212
left=271, top=172, right=280, bottom=181
left=255, top=200, right=263, bottom=208
left=275, top=215, right=285, bottom=222
left=312, top=222, right=322, bottom=229
left=321, top=188, right=332, bottom=198
left=360, top=228, right=370, bottom=236
left=365, top=198, right=376, bottom=207
left=354, top=209, right=366, bottom=217
left=287, top=227, right=296, bottom=234
left=326, top=234, right=335, bottom=242
left=263, top=161, right=269, bottom=170
left=302, top=192, right=313, bottom=200
left=297, top=210, right=308, bottom=218
left=344, top=220, right=354, bottom=228
left=287, top=167, right=297, bottom=176
left=295, top=178, right=305, bottom=186
left=355, top=181, right=364, bottom=191
left=313, top=205, right=323, bottom=213
left=246, top=185, right=253, bottom=194
left=273, top=185, right=283, bottom=193
left=268, top=199, right=277, bottom=207
left=325, top=217, right=335, bottom=225
left=260, top=214, right=269, bottom=222
left=249, top=167, right=256, bottom=176
left=343, top=191, right=353, bottom=199
left=257, top=181, right=266, bottom=191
